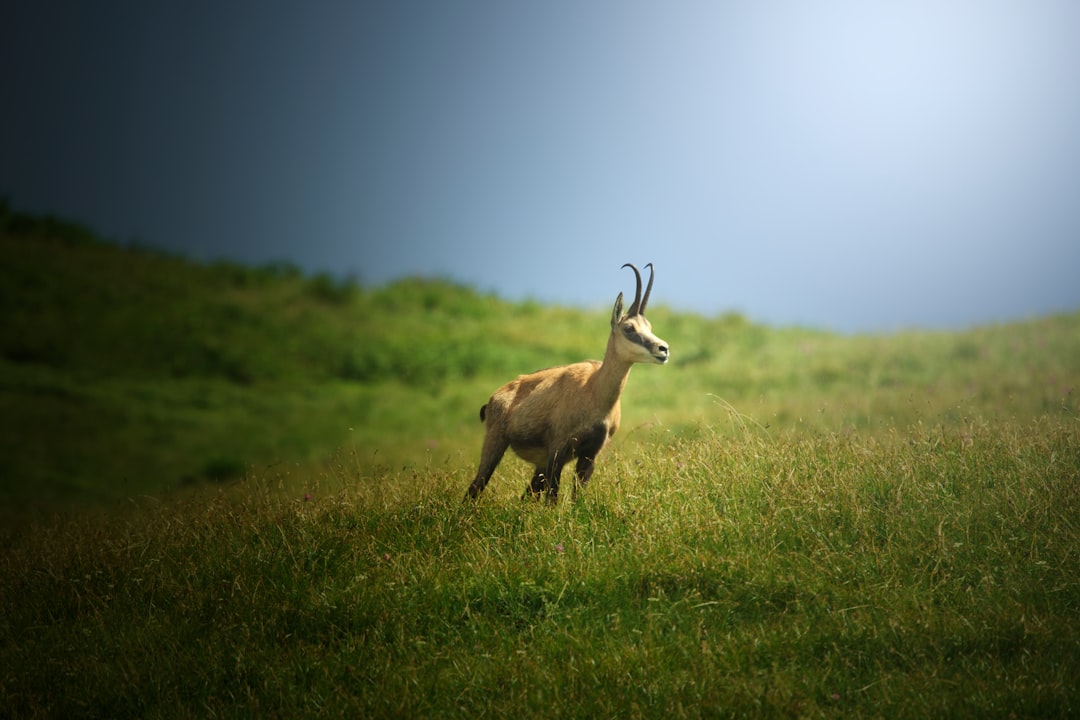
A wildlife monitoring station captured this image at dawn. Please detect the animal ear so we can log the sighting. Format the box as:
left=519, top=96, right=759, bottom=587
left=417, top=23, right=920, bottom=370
left=610, top=292, right=624, bottom=329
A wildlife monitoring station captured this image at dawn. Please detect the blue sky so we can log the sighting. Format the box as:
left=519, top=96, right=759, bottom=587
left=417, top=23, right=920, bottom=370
left=3, top=1, right=1079, bottom=332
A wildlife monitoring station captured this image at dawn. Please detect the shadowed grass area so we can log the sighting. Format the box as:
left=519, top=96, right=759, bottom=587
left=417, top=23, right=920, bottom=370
left=2, top=418, right=1077, bottom=717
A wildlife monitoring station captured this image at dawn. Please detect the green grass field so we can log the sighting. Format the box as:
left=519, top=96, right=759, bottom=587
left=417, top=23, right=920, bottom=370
left=2, top=208, right=1078, bottom=717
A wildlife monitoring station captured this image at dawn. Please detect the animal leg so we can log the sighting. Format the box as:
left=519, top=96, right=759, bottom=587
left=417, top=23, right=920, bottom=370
left=522, top=466, right=547, bottom=500
left=571, top=456, right=596, bottom=501
left=570, top=424, right=607, bottom=501
left=466, top=431, right=509, bottom=501
left=544, top=453, right=569, bottom=504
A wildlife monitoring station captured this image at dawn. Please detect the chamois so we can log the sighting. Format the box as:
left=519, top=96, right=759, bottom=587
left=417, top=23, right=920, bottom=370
left=465, top=263, right=669, bottom=503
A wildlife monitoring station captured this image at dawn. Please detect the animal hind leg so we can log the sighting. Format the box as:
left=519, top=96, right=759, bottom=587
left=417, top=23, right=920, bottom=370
left=466, top=432, right=509, bottom=501
left=522, top=466, right=547, bottom=500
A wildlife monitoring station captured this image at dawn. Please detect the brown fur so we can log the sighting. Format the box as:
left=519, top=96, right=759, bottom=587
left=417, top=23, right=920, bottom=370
left=465, top=264, right=669, bottom=503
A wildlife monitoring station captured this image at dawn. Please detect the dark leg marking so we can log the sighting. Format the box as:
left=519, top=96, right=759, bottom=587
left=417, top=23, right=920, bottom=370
left=575, top=456, right=596, bottom=486
left=544, top=452, right=569, bottom=504
left=523, top=467, right=547, bottom=500
left=570, top=423, right=608, bottom=499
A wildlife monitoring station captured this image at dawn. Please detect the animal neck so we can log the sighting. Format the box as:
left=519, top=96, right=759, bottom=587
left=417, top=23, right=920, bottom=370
left=592, top=332, right=634, bottom=409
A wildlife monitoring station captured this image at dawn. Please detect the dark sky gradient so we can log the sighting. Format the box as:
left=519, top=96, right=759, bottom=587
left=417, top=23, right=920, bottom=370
left=3, top=1, right=1080, bottom=332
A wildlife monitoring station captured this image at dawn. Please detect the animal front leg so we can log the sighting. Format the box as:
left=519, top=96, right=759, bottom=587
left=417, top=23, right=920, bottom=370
left=544, top=454, right=568, bottom=504
left=569, top=423, right=607, bottom=501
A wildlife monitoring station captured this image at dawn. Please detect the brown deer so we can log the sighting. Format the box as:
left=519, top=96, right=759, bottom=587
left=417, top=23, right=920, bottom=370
left=465, top=263, right=669, bottom=503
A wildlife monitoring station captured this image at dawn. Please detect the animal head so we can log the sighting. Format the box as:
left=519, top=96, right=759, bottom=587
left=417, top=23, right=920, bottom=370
left=610, top=263, right=670, bottom=365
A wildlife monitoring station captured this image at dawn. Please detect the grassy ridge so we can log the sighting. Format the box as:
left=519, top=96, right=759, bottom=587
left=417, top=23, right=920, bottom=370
left=2, top=209, right=1080, bottom=716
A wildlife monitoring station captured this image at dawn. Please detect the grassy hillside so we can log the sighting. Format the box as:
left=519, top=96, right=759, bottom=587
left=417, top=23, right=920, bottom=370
left=0, top=207, right=609, bottom=522
left=2, top=208, right=1079, bottom=716
left=3, top=206, right=1077, bottom=521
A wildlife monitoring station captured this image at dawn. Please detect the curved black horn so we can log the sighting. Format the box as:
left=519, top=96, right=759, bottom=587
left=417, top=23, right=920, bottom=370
left=621, top=263, right=642, bottom=316
left=640, top=263, right=655, bottom=315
